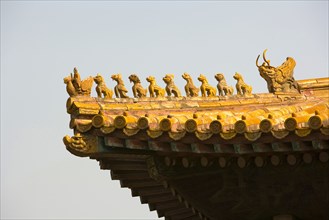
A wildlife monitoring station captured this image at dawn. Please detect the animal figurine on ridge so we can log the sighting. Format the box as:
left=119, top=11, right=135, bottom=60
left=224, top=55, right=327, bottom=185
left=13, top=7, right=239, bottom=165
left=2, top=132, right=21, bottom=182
left=64, top=74, right=77, bottom=97
left=214, top=73, right=234, bottom=96
left=146, top=76, right=165, bottom=98
left=256, top=49, right=299, bottom=93
left=182, top=72, right=199, bottom=97
left=233, top=72, right=252, bottom=96
left=72, top=68, right=81, bottom=92
left=94, top=74, right=113, bottom=99
left=163, top=74, right=182, bottom=97
left=129, top=74, right=147, bottom=98
left=111, top=74, right=129, bottom=98
left=64, top=67, right=93, bottom=97
left=198, top=74, right=217, bottom=97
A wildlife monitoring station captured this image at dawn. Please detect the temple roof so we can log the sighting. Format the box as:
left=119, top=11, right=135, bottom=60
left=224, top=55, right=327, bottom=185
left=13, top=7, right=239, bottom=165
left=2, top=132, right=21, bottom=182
left=66, top=78, right=329, bottom=151
left=63, top=53, right=329, bottom=220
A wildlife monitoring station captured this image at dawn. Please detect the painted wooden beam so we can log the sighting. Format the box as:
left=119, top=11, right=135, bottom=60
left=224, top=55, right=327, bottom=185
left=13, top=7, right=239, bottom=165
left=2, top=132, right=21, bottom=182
left=191, top=143, right=214, bottom=153
left=148, top=141, right=171, bottom=151
left=272, top=142, right=292, bottom=152
left=125, top=138, right=147, bottom=150
left=104, top=136, right=125, bottom=147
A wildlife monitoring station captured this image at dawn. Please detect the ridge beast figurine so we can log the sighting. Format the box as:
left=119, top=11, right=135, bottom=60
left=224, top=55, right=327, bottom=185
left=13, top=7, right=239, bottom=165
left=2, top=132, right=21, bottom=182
left=163, top=74, right=182, bottom=97
left=256, top=49, right=300, bottom=93
left=233, top=72, right=252, bottom=96
left=198, top=74, right=217, bottom=97
left=94, top=73, right=113, bottom=99
left=111, top=74, right=129, bottom=98
left=146, top=76, right=165, bottom=98
left=182, top=72, right=199, bottom=97
left=63, top=67, right=93, bottom=97
left=215, top=73, right=234, bottom=96
left=129, top=74, right=147, bottom=98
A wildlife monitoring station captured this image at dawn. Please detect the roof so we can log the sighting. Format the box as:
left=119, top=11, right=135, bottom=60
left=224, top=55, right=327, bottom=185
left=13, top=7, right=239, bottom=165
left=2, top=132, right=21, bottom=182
left=66, top=77, right=329, bottom=147
left=63, top=75, right=329, bottom=220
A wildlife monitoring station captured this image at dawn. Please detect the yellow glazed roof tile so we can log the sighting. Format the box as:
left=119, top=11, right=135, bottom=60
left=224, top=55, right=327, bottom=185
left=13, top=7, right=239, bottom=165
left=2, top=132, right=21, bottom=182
left=68, top=98, right=329, bottom=141
left=65, top=75, right=329, bottom=142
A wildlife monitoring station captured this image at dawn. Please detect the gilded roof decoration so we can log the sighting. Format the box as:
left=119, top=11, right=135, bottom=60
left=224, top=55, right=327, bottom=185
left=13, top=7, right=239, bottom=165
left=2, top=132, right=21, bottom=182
left=63, top=67, right=93, bottom=97
left=62, top=51, right=329, bottom=220
left=256, top=49, right=299, bottom=93
left=182, top=72, right=199, bottom=97
left=129, top=74, right=147, bottom=98
left=62, top=51, right=324, bottom=100
left=65, top=87, right=329, bottom=144
left=94, top=74, right=113, bottom=99
left=146, top=76, right=165, bottom=98
left=198, top=74, right=217, bottom=97
left=214, top=73, right=234, bottom=96
left=163, top=74, right=182, bottom=97
left=233, top=72, right=252, bottom=96
left=111, top=74, right=129, bottom=98
left=63, top=51, right=329, bottom=156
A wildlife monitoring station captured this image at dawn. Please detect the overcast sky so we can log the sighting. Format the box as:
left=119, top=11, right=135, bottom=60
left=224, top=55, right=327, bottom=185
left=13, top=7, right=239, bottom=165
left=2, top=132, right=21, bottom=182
left=1, top=1, right=328, bottom=219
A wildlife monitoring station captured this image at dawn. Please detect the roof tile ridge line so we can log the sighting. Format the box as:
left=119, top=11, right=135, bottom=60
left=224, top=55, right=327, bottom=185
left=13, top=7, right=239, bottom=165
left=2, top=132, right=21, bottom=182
left=73, top=92, right=310, bottom=106
left=303, top=102, right=329, bottom=112
left=95, top=99, right=106, bottom=114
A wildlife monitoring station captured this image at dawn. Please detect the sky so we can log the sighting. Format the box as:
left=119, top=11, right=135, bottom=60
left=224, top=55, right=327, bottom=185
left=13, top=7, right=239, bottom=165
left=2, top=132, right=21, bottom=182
left=1, top=1, right=328, bottom=219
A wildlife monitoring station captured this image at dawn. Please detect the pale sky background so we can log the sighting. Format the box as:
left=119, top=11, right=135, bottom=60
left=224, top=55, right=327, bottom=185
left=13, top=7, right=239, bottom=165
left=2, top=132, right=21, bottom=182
left=1, top=1, right=328, bottom=219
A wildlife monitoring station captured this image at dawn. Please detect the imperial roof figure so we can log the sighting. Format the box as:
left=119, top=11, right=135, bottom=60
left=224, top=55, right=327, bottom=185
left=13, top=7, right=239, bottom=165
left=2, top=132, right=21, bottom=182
left=63, top=51, right=329, bottom=220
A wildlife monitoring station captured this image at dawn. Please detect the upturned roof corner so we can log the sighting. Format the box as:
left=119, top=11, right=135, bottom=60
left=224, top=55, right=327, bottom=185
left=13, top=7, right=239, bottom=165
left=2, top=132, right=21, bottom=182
left=62, top=50, right=329, bottom=220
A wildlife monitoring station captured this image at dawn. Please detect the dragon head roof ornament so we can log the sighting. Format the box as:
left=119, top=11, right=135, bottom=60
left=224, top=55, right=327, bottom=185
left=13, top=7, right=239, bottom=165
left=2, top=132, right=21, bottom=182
left=256, top=49, right=300, bottom=93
